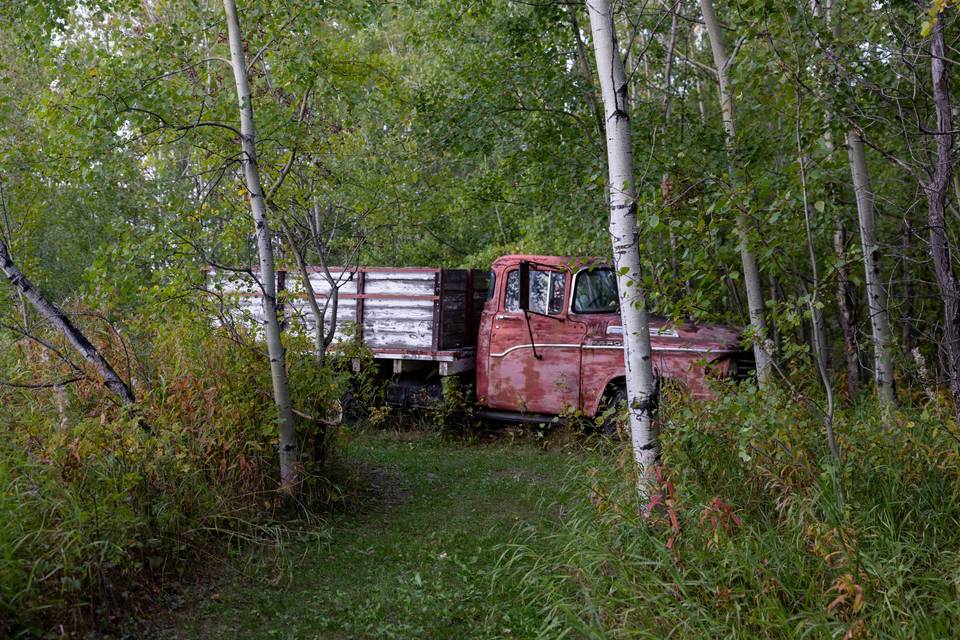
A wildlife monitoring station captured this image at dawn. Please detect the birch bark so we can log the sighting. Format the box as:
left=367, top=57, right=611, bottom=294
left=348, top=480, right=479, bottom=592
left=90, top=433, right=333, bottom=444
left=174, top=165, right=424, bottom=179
left=699, top=0, right=773, bottom=386
left=0, top=239, right=136, bottom=405
left=846, top=129, right=896, bottom=409
left=925, top=18, right=960, bottom=424
left=223, top=0, right=300, bottom=493
left=586, top=0, right=659, bottom=495
left=821, top=0, right=861, bottom=398
left=566, top=4, right=605, bottom=146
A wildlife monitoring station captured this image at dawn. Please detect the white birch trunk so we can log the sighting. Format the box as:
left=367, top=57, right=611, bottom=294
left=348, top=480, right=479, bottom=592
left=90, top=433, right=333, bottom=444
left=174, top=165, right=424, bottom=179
left=699, top=0, right=773, bottom=386
left=846, top=129, right=896, bottom=409
left=0, top=239, right=136, bottom=406
left=223, top=0, right=300, bottom=494
left=586, top=0, right=659, bottom=496
left=566, top=4, right=605, bottom=146
left=821, top=0, right=862, bottom=399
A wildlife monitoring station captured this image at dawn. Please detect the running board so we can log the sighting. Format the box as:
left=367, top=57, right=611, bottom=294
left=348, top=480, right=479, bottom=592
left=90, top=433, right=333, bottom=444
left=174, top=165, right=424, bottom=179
left=475, top=409, right=566, bottom=425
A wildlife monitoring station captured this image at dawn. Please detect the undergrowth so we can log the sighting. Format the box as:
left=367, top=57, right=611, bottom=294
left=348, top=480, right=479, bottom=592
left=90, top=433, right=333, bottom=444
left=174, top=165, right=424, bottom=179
left=496, top=385, right=960, bottom=639
left=0, top=315, right=345, bottom=637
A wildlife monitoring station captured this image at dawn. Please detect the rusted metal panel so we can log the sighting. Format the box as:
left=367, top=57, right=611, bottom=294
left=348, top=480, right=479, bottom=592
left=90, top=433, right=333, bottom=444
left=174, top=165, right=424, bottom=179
left=477, top=255, right=747, bottom=418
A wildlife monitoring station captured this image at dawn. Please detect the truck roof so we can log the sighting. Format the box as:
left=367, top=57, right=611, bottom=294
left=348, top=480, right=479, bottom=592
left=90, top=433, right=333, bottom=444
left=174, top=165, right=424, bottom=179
left=490, top=254, right=608, bottom=271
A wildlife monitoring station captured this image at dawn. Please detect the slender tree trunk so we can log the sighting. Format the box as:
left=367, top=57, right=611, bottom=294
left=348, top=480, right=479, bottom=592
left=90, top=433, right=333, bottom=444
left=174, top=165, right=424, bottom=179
left=833, top=222, right=861, bottom=398
left=769, top=275, right=782, bottom=357
left=661, top=0, right=679, bottom=123
left=567, top=4, right=605, bottom=146
left=796, top=103, right=841, bottom=496
left=925, top=18, right=960, bottom=424
left=281, top=219, right=326, bottom=364
left=586, top=0, right=659, bottom=497
left=637, top=30, right=651, bottom=102
left=0, top=239, right=136, bottom=405
left=699, top=0, right=773, bottom=385
left=223, top=0, right=300, bottom=494
left=900, top=217, right=914, bottom=354
left=822, top=0, right=860, bottom=398
left=0, top=184, right=28, bottom=328
left=846, top=129, right=896, bottom=409
left=307, top=202, right=341, bottom=358
left=661, top=2, right=682, bottom=296
left=814, top=0, right=863, bottom=399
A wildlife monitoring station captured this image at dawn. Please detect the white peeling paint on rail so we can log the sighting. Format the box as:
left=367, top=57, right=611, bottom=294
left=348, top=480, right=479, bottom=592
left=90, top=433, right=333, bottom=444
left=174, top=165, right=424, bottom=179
left=209, top=269, right=444, bottom=352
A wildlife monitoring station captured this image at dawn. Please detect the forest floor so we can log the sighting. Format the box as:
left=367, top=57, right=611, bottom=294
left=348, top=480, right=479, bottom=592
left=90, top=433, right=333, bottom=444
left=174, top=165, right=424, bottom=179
left=136, top=428, right=590, bottom=640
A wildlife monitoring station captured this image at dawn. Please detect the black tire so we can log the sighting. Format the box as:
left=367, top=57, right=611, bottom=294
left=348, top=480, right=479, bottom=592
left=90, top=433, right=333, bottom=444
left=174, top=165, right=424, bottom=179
left=598, top=385, right=628, bottom=439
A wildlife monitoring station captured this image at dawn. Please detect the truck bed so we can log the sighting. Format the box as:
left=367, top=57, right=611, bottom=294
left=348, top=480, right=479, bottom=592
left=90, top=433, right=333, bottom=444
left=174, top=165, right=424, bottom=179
left=211, top=266, right=488, bottom=373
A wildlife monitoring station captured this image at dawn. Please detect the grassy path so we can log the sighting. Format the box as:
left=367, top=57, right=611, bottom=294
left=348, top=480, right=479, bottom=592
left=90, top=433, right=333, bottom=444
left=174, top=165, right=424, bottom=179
left=152, top=430, right=585, bottom=639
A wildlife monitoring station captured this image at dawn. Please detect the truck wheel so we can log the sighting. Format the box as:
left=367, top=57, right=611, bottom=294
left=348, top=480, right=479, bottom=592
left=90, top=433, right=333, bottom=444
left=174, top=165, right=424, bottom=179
left=598, top=386, right=628, bottom=439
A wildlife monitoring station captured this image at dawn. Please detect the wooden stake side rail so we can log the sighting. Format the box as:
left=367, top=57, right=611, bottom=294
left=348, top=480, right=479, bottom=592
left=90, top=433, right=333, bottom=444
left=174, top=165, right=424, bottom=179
left=208, top=266, right=488, bottom=374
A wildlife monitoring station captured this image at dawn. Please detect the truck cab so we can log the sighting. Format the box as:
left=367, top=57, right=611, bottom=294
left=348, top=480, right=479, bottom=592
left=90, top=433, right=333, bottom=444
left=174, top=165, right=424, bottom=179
left=475, top=255, right=750, bottom=420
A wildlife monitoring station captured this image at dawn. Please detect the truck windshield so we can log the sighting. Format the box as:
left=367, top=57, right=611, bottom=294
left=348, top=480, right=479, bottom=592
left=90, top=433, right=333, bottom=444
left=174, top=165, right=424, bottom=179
left=572, top=268, right=619, bottom=313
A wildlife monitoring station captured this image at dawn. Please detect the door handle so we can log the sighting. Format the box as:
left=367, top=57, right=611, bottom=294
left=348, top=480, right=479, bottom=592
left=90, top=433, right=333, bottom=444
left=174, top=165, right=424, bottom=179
left=496, top=314, right=519, bottom=321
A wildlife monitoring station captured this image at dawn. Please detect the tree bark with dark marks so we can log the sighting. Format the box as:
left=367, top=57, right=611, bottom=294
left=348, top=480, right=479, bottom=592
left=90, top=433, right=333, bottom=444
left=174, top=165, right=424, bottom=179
left=846, top=129, right=896, bottom=410
left=699, top=0, right=773, bottom=386
left=0, top=239, right=135, bottom=405
left=924, top=17, right=960, bottom=424
left=586, top=0, right=659, bottom=498
left=223, top=0, right=300, bottom=494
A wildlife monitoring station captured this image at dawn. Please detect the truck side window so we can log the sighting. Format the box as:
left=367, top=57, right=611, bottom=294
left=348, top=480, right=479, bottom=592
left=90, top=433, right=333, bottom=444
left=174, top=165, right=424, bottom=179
left=505, top=269, right=566, bottom=315
left=486, top=270, right=496, bottom=300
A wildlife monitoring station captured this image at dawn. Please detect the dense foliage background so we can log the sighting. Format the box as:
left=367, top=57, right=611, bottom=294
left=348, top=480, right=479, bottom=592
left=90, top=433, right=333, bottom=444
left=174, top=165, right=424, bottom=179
left=3, top=0, right=960, bottom=636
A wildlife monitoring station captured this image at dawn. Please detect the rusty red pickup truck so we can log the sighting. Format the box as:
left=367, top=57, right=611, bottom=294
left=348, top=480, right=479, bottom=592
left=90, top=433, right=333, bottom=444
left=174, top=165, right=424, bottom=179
left=215, top=254, right=753, bottom=423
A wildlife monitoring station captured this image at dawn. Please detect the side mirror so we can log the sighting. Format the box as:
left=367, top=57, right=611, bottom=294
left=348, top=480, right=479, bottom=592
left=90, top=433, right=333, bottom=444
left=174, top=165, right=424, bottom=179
left=518, top=261, right=530, bottom=312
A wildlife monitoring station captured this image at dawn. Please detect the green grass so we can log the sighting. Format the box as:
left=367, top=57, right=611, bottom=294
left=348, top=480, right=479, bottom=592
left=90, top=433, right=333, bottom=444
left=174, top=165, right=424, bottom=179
left=145, top=429, right=590, bottom=640
left=127, top=387, right=960, bottom=640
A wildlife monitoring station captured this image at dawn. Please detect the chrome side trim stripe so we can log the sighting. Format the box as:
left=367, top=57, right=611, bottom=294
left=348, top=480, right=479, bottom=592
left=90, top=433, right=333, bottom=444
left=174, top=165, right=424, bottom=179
left=489, top=343, right=580, bottom=357
left=489, top=343, right=737, bottom=358
left=582, top=345, right=737, bottom=354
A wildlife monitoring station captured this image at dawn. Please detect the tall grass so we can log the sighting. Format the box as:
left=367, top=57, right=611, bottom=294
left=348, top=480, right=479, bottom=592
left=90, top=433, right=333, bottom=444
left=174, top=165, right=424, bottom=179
left=0, top=317, right=344, bottom=636
left=496, top=386, right=960, bottom=638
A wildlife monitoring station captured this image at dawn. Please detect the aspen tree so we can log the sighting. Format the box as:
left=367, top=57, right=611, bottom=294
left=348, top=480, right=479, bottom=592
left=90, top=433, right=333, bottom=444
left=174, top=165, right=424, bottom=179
left=925, top=15, right=960, bottom=424
left=820, top=0, right=862, bottom=398
left=846, top=129, right=896, bottom=409
left=699, top=0, right=773, bottom=386
left=222, top=0, right=300, bottom=494
left=0, top=240, right=136, bottom=406
left=586, top=0, right=660, bottom=496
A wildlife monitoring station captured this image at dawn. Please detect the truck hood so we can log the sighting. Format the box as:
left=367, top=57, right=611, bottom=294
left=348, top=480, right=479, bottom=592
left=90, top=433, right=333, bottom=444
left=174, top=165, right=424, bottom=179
left=592, top=316, right=744, bottom=355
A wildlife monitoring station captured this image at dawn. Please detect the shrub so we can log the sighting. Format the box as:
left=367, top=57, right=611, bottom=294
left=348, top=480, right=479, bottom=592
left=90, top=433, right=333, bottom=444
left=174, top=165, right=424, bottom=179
left=496, top=386, right=960, bottom=638
left=0, top=316, right=343, bottom=636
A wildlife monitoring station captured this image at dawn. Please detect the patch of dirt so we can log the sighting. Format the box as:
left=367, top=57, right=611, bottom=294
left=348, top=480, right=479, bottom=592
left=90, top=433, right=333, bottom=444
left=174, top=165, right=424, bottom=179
left=353, top=461, right=412, bottom=509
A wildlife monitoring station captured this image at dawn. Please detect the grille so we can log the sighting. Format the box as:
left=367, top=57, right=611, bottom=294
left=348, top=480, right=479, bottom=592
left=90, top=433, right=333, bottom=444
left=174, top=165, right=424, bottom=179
left=732, top=350, right=757, bottom=382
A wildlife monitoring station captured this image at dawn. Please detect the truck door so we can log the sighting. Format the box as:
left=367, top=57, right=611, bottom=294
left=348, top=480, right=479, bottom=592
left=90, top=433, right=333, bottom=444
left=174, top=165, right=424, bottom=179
left=486, top=267, right=585, bottom=415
